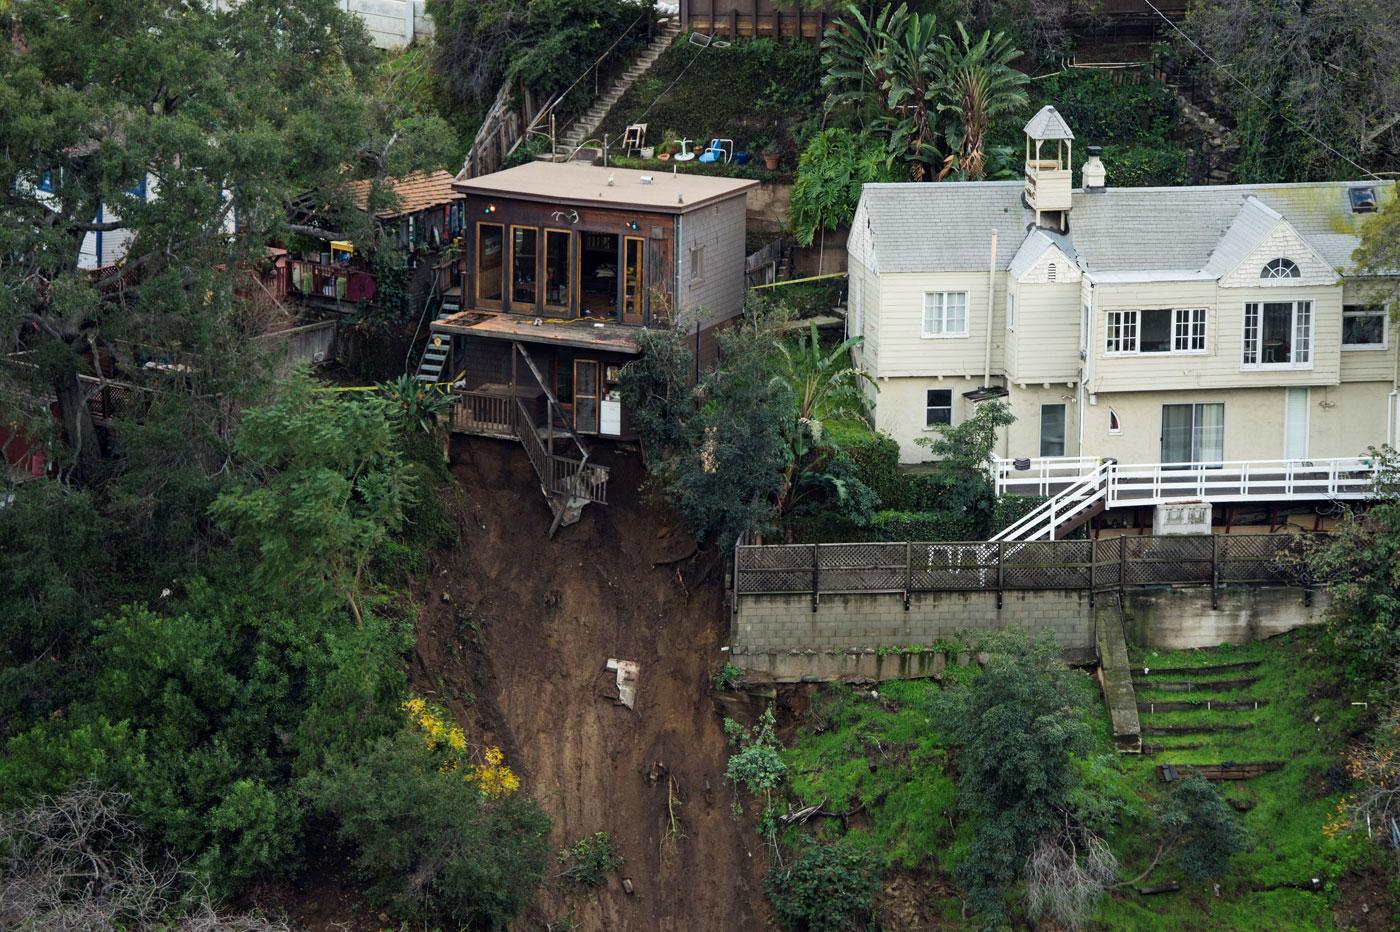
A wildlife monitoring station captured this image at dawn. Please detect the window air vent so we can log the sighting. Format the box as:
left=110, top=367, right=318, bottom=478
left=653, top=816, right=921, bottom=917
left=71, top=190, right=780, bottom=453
left=1046, top=263, right=1057, bottom=282
left=1348, top=187, right=1377, bottom=213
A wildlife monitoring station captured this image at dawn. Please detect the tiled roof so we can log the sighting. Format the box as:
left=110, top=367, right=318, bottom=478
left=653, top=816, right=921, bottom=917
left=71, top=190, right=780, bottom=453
left=349, top=170, right=459, bottom=218
left=859, top=178, right=1393, bottom=276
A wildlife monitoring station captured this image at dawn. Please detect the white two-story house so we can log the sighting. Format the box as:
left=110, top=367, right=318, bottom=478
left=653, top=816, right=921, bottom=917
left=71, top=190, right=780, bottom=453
left=848, top=106, right=1398, bottom=478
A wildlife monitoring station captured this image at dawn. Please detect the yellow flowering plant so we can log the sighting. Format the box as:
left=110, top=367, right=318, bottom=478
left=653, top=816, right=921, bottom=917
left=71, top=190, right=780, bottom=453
left=401, top=697, right=520, bottom=798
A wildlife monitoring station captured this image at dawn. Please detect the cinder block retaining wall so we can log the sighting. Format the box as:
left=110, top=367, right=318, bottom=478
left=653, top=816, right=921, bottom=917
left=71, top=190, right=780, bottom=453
left=731, top=586, right=1327, bottom=683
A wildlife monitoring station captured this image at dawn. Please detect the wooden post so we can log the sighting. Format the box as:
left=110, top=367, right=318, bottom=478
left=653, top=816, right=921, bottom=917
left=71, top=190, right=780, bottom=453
left=903, top=541, right=911, bottom=611
left=1210, top=534, right=1220, bottom=610
left=811, top=542, right=820, bottom=613
left=995, top=540, right=1004, bottom=610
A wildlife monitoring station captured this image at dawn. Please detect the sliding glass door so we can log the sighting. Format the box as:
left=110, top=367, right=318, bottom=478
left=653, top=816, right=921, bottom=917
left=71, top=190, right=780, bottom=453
left=1161, top=402, right=1224, bottom=466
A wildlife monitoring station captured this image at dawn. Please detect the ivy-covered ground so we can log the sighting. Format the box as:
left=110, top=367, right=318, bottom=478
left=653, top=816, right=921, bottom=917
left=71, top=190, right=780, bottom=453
left=775, top=627, right=1393, bottom=929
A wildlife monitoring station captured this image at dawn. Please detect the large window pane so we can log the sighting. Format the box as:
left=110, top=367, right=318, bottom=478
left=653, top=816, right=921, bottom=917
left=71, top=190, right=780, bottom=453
left=1197, top=403, right=1224, bottom=463
left=1039, top=404, right=1066, bottom=456
left=1261, top=302, right=1293, bottom=364
left=1161, top=403, right=1195, bottom=464
left=544, top=230, right=571, bottom=311
left=622, top=236, right=644, bottom=324
left=1140, top=309, right=1172, bottom=352
left=477, top=223, right=503, bottom=303
left=511, top=226, right=537, bottom=307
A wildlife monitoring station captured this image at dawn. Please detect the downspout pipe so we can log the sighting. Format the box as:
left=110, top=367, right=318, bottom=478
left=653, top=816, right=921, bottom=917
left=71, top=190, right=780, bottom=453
left=983, top=229, right=996, bottom=389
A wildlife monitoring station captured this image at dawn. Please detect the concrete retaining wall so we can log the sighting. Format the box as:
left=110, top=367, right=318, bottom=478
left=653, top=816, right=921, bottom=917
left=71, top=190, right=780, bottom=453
left=1122, top=586, right=1328, bottom=650
left=731, top=589, right=1095, bottom=682
left=731, top=585, right=1327, bottom=682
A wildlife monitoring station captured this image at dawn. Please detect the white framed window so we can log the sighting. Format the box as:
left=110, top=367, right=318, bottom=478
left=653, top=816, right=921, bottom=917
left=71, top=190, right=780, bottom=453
left=1242, top=301, right=1313, bottom=369
left=1261, top=257, right=1300, bottom=280
left=1006, top=293, right=1015, bottom=331
left=925, top=389, right=952, bottom=428
left=922, top=291, right=968, bottom=338
left=1174, top=308, right=1207, bottom=352
left=1108, top=409, right=1122, bottom=434
left=1342, top=304, right=1388, bottom=350
left=1106, top=310, right=1138, bottom=354
left=1105, top=308, right=1207, bottom=355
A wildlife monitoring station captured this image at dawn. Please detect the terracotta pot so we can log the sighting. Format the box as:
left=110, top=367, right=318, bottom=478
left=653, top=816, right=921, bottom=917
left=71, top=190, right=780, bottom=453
left=693, top=145, right=705, bottom=154
left=658, top=152, right=671, bottom=161
left=762, top=153, right=780, bottom=170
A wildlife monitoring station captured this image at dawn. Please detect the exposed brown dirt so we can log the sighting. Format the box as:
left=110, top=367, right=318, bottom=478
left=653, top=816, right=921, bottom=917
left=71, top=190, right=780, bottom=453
left=408, top=435, right=768, bottom=930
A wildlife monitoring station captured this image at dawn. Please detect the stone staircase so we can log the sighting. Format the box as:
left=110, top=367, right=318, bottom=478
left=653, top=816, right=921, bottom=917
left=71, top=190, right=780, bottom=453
left=555, top=18, right=681, bottom=157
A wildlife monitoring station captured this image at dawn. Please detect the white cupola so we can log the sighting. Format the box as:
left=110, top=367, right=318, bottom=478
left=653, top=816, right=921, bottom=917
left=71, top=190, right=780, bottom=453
left=1023, top=105, right=1074, bottom=230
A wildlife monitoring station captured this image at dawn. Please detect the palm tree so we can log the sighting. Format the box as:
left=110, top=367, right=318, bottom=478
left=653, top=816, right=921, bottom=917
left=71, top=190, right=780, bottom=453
left=935, top=24, right=1029, bottom=181
left=772, top=322, right=876, bottom=514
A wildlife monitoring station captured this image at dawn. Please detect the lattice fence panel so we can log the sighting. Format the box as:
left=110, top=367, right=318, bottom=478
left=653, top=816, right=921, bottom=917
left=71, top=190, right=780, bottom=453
left=1001, top=540, right=1093, bottom=589
left=736, top=545, right=812, bottom=594
left=817, top=543, right=908, bottom=593
left=1217, top=534, right=1308, bottom=584
left=909, top=543, right=996, bottom=590
left=1092, top=537, right=1124, bottom=590
left=1122, top=535, right=1213, bottom=585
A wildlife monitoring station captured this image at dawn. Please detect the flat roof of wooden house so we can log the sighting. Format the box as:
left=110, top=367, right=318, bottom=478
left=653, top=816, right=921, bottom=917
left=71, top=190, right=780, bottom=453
left=453, top=161, right=758, bottom=214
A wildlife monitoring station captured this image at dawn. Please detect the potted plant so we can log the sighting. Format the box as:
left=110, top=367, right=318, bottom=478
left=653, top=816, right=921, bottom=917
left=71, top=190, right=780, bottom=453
left=658, top=129, right=680, bottom=161
left=734, top=146, right=751, bottom=165
left=640, top=144, right=655, bottom=159
left=761, top=143, right=780, bottom=171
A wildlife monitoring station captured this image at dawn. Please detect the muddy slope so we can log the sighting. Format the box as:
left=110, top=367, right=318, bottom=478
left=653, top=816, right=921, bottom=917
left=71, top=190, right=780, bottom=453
left=415, top=436, right=766, bottom=930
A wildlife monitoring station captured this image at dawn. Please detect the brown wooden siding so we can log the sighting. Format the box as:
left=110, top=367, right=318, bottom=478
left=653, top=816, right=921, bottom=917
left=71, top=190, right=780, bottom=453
left=458, top=193, right=676, bottom=324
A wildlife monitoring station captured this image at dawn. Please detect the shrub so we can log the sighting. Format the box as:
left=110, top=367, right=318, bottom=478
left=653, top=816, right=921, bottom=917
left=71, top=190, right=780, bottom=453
left=1163, top=775, right=1248, bottom=881
left=764, top=840, right=880, bottom=932
left=306, top=728, right=550, bottom=928
left=558, top=832, right=624, bottom=888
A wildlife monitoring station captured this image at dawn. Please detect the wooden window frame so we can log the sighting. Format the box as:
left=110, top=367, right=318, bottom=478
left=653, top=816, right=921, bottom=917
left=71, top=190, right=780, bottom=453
left=508, top=224, right=540, bottom=312
left=543, top=228, right=575, bottom=316
left=474, top=221, right=505, bottom=308
left=622, top=235, right=646, bottom=325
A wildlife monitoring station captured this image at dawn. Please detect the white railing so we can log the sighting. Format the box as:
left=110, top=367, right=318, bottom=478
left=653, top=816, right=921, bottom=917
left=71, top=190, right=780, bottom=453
left=992, top=461, right=1112, bottom=542
left=993, top=456, right=1102, bottom=497
left=1106, top=457, right=1376, bottom=506
left=995, top=455, right=1378, bottom=504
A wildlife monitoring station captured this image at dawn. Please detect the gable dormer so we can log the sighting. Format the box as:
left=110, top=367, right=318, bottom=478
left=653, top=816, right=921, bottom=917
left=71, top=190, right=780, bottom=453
left=1218, top=220, right=1338, bottom=288
left=1008, top=229, right=1080, bottom=285
left=1023, top=106, right=1074, bottom=232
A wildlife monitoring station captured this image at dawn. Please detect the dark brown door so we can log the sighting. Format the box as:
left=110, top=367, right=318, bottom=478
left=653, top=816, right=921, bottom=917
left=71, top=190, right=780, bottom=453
left=574, top=359, right=599, bottom=434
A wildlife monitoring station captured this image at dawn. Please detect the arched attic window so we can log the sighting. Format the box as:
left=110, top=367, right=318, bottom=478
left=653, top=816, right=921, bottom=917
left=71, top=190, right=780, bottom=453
left=1261, top=257, right=1300, bottom=280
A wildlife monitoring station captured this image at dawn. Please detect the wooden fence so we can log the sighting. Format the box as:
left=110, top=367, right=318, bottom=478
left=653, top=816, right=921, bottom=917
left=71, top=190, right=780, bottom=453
left=735, top=534, right=1312, bottom=601
left=679, top=0, right=834, bottom=41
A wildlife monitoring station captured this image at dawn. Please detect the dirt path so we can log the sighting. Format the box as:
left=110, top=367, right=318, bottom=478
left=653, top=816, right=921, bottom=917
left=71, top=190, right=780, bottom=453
left=413, top=436, right=766, bottom=930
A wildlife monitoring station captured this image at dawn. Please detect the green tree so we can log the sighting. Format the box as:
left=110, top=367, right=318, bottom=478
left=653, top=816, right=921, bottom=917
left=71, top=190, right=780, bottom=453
left=935, top=24, right=1028, bottom=180
left=1300, top=447, right=1400, bottom=687
left=915, top=399, right=1015, bottom=537
left=619, top=326, right=695, bottom=462
left=306, top=727, right=551, bottom=929
left=943, top=632, right=1093, bottom=921
left=0, top=0, right=445, bottom=482
left=773, top=322, right=877, bottom=518
left=764, top=840, right=880, bottom=932
left=789, top=129, right=895, bottom=248
left=209, top=372, right=418, bottom=625
left=1183, top=0, right=1400, bottom=182
left=1161, top=775, right=1248, bottom=881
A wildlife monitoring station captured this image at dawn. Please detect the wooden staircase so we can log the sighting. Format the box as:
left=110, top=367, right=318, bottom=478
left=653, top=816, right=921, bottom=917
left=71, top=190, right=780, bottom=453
left=555, top=19, right=681, bottom=157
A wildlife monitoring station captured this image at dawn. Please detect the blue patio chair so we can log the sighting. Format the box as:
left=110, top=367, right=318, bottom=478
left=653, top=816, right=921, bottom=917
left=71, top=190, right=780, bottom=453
left=698, top=138, right=733, bottom=164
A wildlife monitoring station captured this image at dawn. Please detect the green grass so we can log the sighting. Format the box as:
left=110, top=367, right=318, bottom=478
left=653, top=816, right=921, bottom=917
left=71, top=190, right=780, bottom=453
left=776, top=629, right=1379, bottom=930
left=781, top=680, right=959, bottom=873
left=1096, top=628, right=1372, bottom=930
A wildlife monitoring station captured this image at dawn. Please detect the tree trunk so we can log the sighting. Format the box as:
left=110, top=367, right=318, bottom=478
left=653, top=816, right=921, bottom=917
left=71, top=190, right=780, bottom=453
left=52, top=363, right=103, bottom=484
